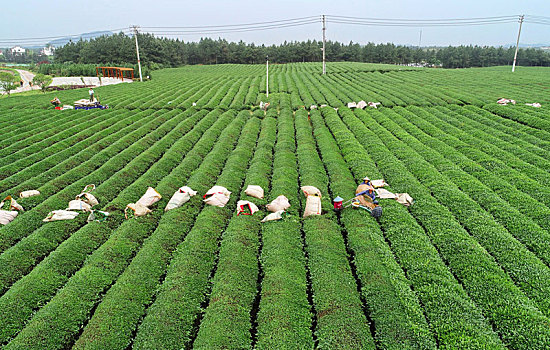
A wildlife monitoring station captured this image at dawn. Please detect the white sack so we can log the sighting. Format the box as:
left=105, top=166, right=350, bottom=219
left=368, top=102, right=381, bottom=108
left=303, top=196, right=322, bottom=217
left=261, top=210, right=285, bottom=222
left=67, top=200, right=92, bottom=212
left=75, top=192, right=99, bottom=207
left=396, top=193, right=414, bottom=206
left=0, top=210, right=18, bottom=225
left=205, top=186, right=231, bottom=198
left=301, top=186, right=322, bottom=198
left=165, top=186, right=197, bottom=211
left=19, top=190, right=40, bottom=198
left=266, top=195, right=290, bottom=212
left=497, top=98, right=516, bottom=105
left=371, top=179, right=388, bottom=188
left=204, top=193, right=230, bottom=208
left=356, top=100, right=367, bottom=109
left=245, top=185, right=264, bottom=199
left=125, top=202, right=152, bottom=218
left=43, top=210, right=79, bottom=222
left=237, top=200, right=259, bottom=216
left=375, top=188, right=397, bottom=199
left=136, top=187, right=162, bottom=207
left=310, top=105, right=317, bottom=110
left=526, top=102, right=541, bottom=108
left=0, top=196, right=24, bottom=212
left=347, top=102, right=357, bottom=108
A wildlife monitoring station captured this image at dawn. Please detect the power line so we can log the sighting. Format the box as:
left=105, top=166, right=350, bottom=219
left=327, top=14, right=519, bottom=22
left=141, top=16, right=320, bottom=29
left=143, top=20, right=321, bottom=36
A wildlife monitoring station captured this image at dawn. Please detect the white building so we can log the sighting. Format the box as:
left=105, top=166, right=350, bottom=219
left=40, top=46, right=54, bottom=56
left=10, top=46, right=26, bottom=54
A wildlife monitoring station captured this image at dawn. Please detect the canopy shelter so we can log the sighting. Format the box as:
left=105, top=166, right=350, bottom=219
left=96, top=66, right=134, bottom=80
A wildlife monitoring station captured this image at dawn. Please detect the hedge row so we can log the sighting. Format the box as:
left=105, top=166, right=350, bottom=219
left=255, top=109, right=314, bottom=349
left=321, top=106, right=505, bottom=348
left=425, top=106, right=550, bottom=190
left=344, top=107, right=550, bottom=349
left=388, top=107, right=550, bottom=265
left=193, top=116, right=277, bottom=349
left=295, top=109, right=376, bottom=349
left=5, top=111, right=243, bottom=349
left=402, top=106, right=550, bottom=226
left=484, top=104, right=550, bottom=132
left=131, top=113, right=254, bottom=350
left=312, top=108, right=445, bottom=349
left=0, top=109, right=132, bottom=195
left=0, top=110, right=91, bottom=157
left=0, top=109, right=208, bottom=297
left=0, top=109, right=149, bottom=206
left=0, top=109, right=178, bottom=253
left=367, top=107, right=550, bottom=317
left=0, top=109, right=222, bottom=345
left=0, top=111, right=106, bottom=177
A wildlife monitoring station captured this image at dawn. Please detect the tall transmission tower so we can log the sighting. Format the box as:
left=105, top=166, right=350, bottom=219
left=131, top=25, right=143, bottom=82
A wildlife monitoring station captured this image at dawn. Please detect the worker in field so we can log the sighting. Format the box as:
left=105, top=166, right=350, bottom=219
left=355, top=176, right=376, bottom=207
left=50, top=97, right=61, bottom=107
left=89, top=88, right=94, bottom=102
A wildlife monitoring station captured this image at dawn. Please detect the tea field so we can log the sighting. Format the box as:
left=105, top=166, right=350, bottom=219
left=0, top=62, right=549, bottom=349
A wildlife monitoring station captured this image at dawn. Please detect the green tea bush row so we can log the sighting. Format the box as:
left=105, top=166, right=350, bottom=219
left=0, top=109, right=178, bottom=253
left=255, top=109, right=314, bottom=349
left=322, top=106, right=505, bottom=348
left=428, top=106, right=550, bottom=182
left=0, top=109, right=221, bottom=344
left=382, top=107, right=550, bottom=266
left=0, top=111, right=102, bottom=166
left=295, top=109, right=377, bottom=349
left=366, top=108, right=550, bottom=318
left=0, top=110, right=133, bottom=196
left=406, top=106, right=550, bottom=210
left=313, top=108, right=449, bottom=349
left=0, top=110, right=208, bottom=297
left=454, top=105, right=550, bottom=152
left=343, top=107, right=550, bottom=349
left=193, top=116, right=277, bottom=349
left=0, top=110, right=127, bottom=191
left=484, top=104, right=550, bottom=132
left=5, top=111, right=243, bottom=349
left=0, top=110, right=80, bottom=150
left=131, top=113, right=253, bottom=350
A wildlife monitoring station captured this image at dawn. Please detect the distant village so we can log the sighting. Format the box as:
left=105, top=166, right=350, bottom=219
left=0, top=45, right=55, bottom=64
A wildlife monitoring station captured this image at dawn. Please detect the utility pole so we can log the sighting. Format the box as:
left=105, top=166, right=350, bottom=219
left=418, top=30, right=422, bottom=48
left=322, top=15, right=326, bottom=75
left=131, top=25, right=143, bottom=82
left=266, top=55, right=269, bottom=98
left=512, top=15, right=524, bottom=73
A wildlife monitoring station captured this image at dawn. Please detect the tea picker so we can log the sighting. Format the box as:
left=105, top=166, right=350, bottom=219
left=333, top=176, right=383, bottom=218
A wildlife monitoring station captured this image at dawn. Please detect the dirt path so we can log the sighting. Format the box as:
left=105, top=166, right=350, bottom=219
left=14, top=69, right=38, bottom=92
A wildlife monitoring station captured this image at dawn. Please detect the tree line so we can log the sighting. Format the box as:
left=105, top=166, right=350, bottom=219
left=24, top=32, right=550, bottom=68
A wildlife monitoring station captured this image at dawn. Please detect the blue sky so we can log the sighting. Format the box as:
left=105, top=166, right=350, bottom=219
left=2, top=0, right=549, bottom=47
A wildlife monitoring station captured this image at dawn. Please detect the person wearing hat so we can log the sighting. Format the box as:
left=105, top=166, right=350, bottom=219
left=355, top=175, right=376, bottom=205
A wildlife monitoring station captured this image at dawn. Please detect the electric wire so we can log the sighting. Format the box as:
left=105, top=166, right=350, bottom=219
left=140, top=16, right=320, bottom=29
